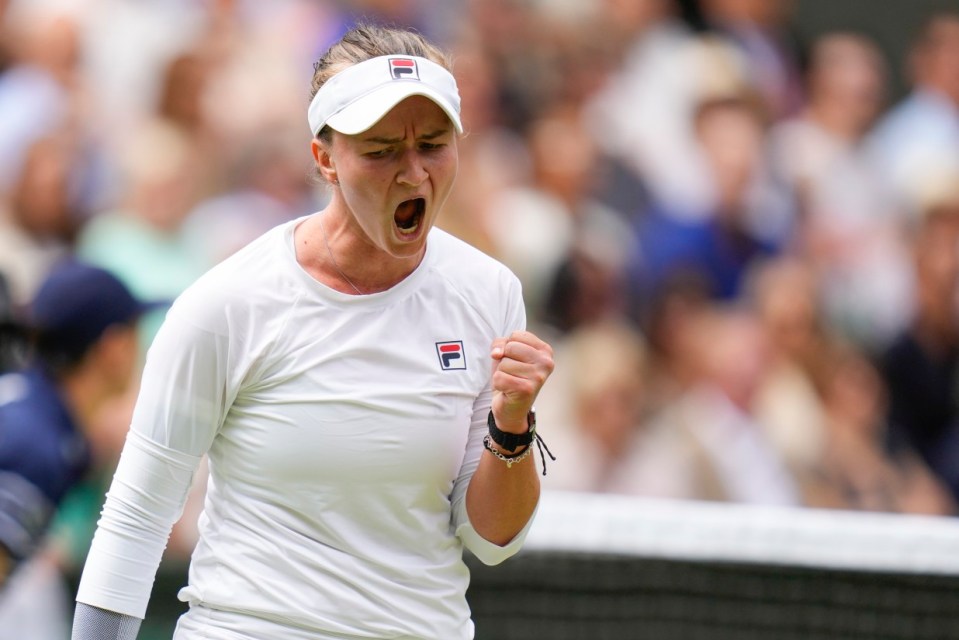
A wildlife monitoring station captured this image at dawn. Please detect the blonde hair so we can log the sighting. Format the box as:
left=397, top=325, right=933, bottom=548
left=310, top=24, right=451, bottom=141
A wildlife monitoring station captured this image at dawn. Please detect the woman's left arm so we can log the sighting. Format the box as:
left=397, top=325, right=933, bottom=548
left=464, top=330, right=554, bottom=546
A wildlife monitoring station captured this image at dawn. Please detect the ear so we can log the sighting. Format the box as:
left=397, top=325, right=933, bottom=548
left=89, top=324, right=139, bottom=392
left=312, top=138, right=337, bottom=185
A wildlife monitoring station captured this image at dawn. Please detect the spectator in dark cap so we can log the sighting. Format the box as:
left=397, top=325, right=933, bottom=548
left=0, top=260, right=160, bottom=587
left=0, top=273, right=26, bottom=374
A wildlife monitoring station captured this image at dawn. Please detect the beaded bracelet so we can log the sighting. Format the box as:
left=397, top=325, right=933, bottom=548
left=482, top=433, right=555, bottom=475
left=483, top=434, right=534, bottom=468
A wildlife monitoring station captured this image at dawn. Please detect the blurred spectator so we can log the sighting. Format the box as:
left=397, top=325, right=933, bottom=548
left=191, top=1, right=332, bottom=163
left=640, top=272, right=714, bottom=415
left=626, top=94, right=781, bottom=313
left=183, top=130, right=320, bottom=268
left=868, top=11, right=959, bottom=217
left=539, top=320, right=650, bottom=493
left=156, top=51, right=211, bottom=138
left=540, top=248, right=629, bottom=337
left=807, top=340, right=954, bottom=515
left=748, top=257, right=830, bottom=493
left=77, top=120, right=205, bottom=350
left=436, top=37, right=527, bottom=256
left=0, top=5, right=85, bottom=193
left=0, top=135, right=79, bottom=306
left=766, top=32, right=912, bottom=350
left=698, top=0, right=804, bottom=119
left=0, top=261, right=154, bottom=587
left=462, top=0, right=552, bottom=132
left=148, top=48, right=229, bottom=202
left=594, top=0, right=682, bottom=59
left=880, top=173, right=959, bottom=502
left=586, top=0, right=729, bottom=216
left=631, top=305, right=801, bottom=504
left=486, top=105, right=631, bottom=327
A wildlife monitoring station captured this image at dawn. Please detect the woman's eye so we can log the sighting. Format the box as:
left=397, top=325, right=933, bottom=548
left=366, top=148, right=392, bottom=158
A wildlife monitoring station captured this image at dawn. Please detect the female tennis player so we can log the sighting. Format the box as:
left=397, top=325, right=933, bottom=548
left=71, top=24, right=553, bottom=640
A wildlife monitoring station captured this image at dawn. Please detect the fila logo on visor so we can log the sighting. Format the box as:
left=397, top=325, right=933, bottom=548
left=389, top=57, right=420, bottom=81
left=436, top=341, right=466, bottom=370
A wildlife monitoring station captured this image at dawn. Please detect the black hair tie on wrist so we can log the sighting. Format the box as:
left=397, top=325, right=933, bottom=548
left=487, top=410, right=555, bottom=475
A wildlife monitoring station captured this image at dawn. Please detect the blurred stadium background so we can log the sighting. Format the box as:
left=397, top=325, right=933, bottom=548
left=2, top=0, right=959, bottom=637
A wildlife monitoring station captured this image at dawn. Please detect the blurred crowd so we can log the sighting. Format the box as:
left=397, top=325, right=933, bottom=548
left=2, top=0, right=959, bottom=630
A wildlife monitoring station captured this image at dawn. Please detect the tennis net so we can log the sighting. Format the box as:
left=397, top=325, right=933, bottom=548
left=465, top=493, right=959, bottom=639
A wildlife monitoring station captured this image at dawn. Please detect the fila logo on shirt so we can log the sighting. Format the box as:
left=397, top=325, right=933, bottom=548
left=389, top=57, right=420, bottom=81
left=436, top=341, right=466, bottom=370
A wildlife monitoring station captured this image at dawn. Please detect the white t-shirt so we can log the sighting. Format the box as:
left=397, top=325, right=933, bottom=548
left=76, top=218, right=533, bottom=639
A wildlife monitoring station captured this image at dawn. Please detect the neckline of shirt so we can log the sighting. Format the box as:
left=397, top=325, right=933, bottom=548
left=283, top=214, right=435, bottom=306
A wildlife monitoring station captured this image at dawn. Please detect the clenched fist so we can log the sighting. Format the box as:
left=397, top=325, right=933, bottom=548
left=489, top=331, right=554, bottom=434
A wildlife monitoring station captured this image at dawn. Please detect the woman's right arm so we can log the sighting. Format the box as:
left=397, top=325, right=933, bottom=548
left=72, top=304, right=235, bottom=637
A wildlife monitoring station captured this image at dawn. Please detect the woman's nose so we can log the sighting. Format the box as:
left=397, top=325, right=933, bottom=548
left=396, top=150, right=428, bottom=186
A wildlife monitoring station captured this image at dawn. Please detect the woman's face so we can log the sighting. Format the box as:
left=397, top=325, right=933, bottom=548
left=320, top=95, right=459, bottom=260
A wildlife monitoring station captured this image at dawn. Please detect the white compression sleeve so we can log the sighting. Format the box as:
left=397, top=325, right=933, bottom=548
left=76, top=430, right=202, bottom=618
left=71, top=603, right=142, bottom=640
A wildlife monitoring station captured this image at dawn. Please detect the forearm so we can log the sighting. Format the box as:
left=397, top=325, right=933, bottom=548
left=466, top=328, right=553, bottom=546
left=76, top=431, right=201, bottom=618
left=464, top=441, right=540, bottom=546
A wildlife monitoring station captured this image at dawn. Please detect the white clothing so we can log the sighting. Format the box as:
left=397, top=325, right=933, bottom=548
left=485, top=187, right=575, bottom=314
left=766, top=117, right=913, bottom=348
left=621, top=387, right=800, bottom=506
left=0, top=208, right=70, bottom=306
left=484, top=188, right=632, bottom=318
left=867, top=89, right=959, bottom=214
left=76, top=218, right=534, bottom=639
left=585, top=22, right=717, bottom=217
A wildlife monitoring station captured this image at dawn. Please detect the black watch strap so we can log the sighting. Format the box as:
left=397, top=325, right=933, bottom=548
left=487, top=409, right=536, bottom=452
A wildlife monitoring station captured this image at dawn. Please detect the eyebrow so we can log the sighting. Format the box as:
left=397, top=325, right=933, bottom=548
left=361, top=128, right=450, bottom=145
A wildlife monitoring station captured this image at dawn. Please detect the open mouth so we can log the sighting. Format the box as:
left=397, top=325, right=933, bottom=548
left=394, top=197, right=426, bottom=235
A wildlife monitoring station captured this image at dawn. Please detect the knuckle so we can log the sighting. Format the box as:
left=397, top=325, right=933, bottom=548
left=544, top=355, right=555, bottom=373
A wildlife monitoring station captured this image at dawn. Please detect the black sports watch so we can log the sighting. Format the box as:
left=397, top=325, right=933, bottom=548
left=486, top=408, right=536, bottom=452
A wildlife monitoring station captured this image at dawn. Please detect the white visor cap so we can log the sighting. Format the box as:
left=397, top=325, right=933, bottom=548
left=308, top=55, right=463, bottom=136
